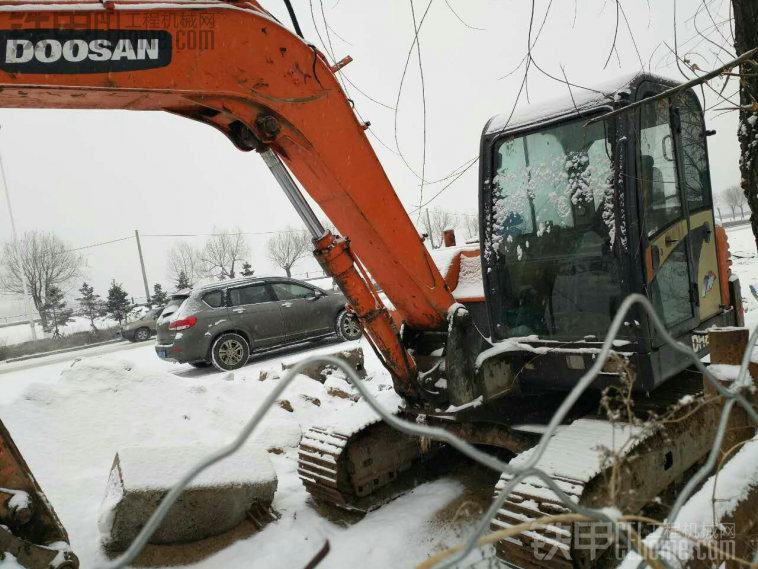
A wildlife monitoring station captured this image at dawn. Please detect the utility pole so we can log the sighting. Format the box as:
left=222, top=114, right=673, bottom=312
left=0, top=133, right=37, bottom=340
left=425, top=208, right=436, bottom=249
left=135, top=230, right=151, bottom=305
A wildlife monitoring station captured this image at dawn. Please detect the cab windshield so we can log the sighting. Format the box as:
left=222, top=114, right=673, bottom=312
left=490, top=116, right=621, bottom=340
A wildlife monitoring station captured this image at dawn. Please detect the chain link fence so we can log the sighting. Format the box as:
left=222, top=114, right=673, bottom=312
left=98, top=293, right=758, bottom=569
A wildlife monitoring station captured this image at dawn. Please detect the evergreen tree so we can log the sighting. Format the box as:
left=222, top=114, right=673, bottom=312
left=241, top=261, right=255, bottom=277
left=152, top=283, right=169, bottom=306
left=106, top=281, right=131, bottom=325
left=40, top=285, right=74, bottom=338
left=176, top=271, right=191, bottom=290
left=76, top=281, right=103, bottom=331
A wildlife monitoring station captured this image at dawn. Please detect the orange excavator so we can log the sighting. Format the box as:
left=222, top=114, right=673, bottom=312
left=0, top=2, right=744, bottom=568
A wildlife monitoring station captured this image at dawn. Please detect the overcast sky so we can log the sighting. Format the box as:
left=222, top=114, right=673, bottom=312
left=0, top=0, right=743, bottom=318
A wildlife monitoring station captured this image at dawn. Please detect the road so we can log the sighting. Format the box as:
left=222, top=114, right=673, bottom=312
left=0, top=338, right=150, bottom=376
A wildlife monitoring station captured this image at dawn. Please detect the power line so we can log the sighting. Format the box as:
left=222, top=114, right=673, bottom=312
left=64, top=235, right=133, bottom=253
left=141, top=230, right=307, bottom=238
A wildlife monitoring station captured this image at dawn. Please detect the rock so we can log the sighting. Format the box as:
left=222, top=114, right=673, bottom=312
left=281, top=347, right=367, bottom=383
left=300, top=395, right=321, bottom=407
left=259, top=368, right=280, bottom=382
left=278, top=399, right=294, bottom=412
left=98, top=445, right=277, bottom=551
left=325, top=376, right=352, bottom=399
left=220, top=372, right=235, bottom=381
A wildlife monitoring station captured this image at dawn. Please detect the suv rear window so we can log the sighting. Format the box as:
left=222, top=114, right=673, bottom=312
left=230, top=284, right=273, bottom=306
left=161, top=297, right=187, bottom=318
left=203, top=290, right=224, bottom=308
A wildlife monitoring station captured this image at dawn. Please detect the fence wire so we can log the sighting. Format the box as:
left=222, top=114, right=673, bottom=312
left=98, top=293, right=758, bottom=569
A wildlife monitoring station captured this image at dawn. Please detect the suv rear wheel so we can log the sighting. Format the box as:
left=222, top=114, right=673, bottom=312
left=211, top=333, right=250, bottom=371
left=336, top=310, right=362, bottom=341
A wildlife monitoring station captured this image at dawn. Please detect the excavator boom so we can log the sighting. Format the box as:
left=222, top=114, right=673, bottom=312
left=0, top=2, right=460, bottom=565
left=0, top=0, right=455, bottom=374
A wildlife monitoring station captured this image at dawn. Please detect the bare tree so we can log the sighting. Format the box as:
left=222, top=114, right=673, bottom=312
left=266, top=227, right=310, bottom=277
left=462, top=213, right=479, bottom=241
left=0, top=231, right=84, bottom=328
left=733, top=0, right=758, bottom=244
left=199, top=227, right=250, bottom=280
left=419, top=207, right=460, bottom=249
left=722, top=185, right=747, bottom=219
left=167, top=241, right=202, bottom=288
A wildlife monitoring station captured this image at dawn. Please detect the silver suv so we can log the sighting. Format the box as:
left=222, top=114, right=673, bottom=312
left=155, top=277, right=361, bottom=371
left=121, top=307, right=164, bottom=342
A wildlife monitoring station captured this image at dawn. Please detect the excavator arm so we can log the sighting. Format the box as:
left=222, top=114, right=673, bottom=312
left=0, top=0, right=458, bottom=388
left=0, top=2, right=465, bottom=566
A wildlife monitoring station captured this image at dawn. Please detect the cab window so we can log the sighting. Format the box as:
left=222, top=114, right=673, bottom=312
left=677, top=91, right=710, bottom=210
left=203, top=290, right=224, bottom=308
left=640, top=98, right=681, bottom=236
left=271, top=282, right=316, bottom=301
left=229, top=284, right=273, bottom=306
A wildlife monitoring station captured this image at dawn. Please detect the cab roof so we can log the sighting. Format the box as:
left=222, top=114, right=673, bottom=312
left=483, top=72, right=681, bottom=138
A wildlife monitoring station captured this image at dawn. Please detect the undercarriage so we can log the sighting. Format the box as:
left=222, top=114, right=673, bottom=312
left=298, top=370, right=716, bottom=569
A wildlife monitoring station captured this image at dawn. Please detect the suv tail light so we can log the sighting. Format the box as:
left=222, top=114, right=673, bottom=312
left=169, top=316, right=197, bottom=331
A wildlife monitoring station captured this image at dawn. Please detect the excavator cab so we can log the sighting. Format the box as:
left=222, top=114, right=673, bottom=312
left=479, top=73, right=741, bottom=393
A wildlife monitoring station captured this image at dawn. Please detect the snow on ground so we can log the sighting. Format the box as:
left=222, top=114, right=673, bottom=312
left=0, top=224, right=755, bottom=569
left=0, top=338, right=476, bottom=568
left=725, top=223, right=758, bottom=330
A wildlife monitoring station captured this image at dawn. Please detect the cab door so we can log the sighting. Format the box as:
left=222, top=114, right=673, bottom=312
left=673, top=91, right=720, bottom=322
left=637, top=88, right=698, bottom=344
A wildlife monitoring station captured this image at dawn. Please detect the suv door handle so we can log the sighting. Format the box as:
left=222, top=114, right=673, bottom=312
left=233, top=308, right=246, bottom=313
left=281, top=302, right=293, bottom=308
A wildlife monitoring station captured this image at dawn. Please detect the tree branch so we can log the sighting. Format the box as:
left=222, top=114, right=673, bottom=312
left=586, top=46, right=758, bottom=126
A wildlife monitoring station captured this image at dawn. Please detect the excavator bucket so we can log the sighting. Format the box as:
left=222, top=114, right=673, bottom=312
left=0, top=418, right=79, bottom=569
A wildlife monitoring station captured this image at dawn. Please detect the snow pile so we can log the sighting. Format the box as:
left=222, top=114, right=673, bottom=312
left=252, top=415, right=303, bottom=452
left=0, top=354, right=356, bottom=565
left=453, top=254, right=484, bottom=300
left=114, top=444, right=277, bottom=490
left=98, top=467, right=124, bottom=540
left=619, top=439, right=758, bottom=569
left=724, top=225, right=758, bottom=331
left=1, top=338, right=453, bottom=567
left=428, top=243, right=480, bottom=279
left=324, top=374, right=353, bottom=398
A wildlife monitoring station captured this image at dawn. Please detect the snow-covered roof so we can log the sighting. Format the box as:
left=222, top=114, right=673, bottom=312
left=485, top=72, right=646, bottom=137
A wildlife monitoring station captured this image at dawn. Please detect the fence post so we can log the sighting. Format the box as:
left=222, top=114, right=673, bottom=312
left=705, top=327, right=758, bottom=457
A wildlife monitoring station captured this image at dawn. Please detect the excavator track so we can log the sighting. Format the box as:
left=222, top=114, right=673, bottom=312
left=490, top=374, right=716, bottom=569
left=297, top=393, right=440, bottom=513
left=298, top=422, right=437, bottom=512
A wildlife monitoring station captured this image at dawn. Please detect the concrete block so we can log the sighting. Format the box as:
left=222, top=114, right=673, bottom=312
left=281, top=346, right=366, bottom=382
left=98, top=445, right=277, bottom=551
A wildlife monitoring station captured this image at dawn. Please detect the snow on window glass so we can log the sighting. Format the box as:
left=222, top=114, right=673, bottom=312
left=491, top=118, right=614, bottom=257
